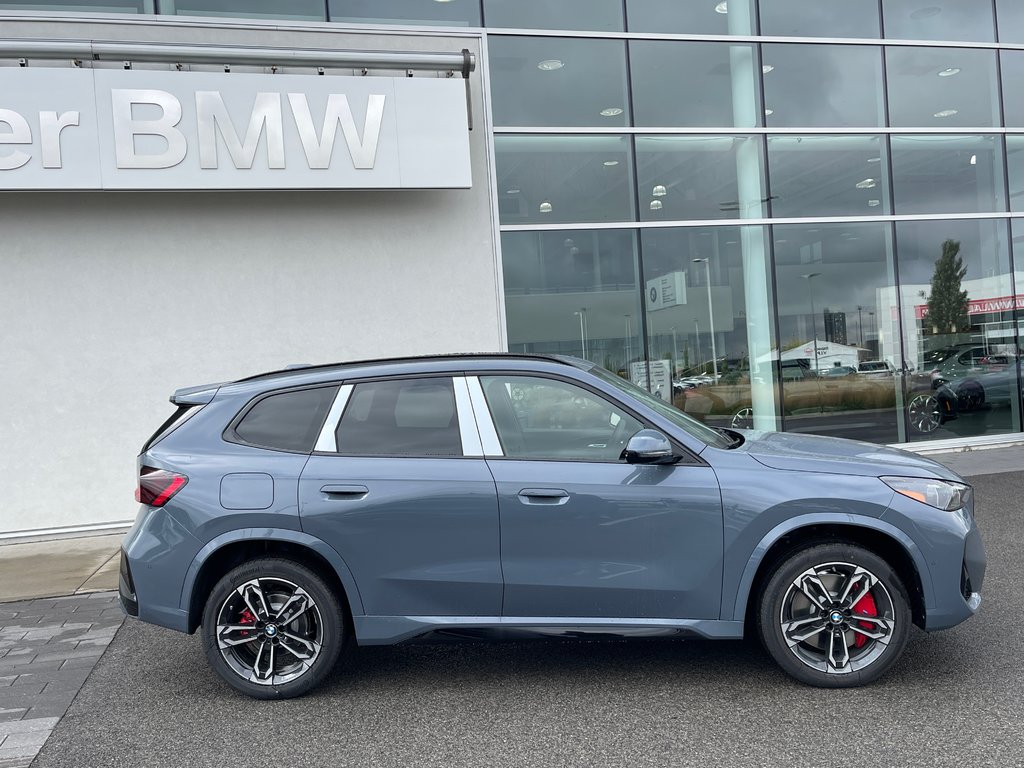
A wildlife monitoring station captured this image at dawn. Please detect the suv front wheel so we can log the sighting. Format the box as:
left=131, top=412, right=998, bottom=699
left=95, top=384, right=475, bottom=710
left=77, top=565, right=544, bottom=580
left=201, top=558, right=344, bottom=699
left=757, top=544, right=911, bottom=687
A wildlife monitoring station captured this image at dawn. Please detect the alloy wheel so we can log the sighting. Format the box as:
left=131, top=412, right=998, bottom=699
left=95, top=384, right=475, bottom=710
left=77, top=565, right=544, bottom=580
left=907, top=393, right=941, bottom=433
left=215, top=577, right=324, bottom=686
left=779, top=561, right=895, bottom=675
left=731, top=407, right=754, bottom=429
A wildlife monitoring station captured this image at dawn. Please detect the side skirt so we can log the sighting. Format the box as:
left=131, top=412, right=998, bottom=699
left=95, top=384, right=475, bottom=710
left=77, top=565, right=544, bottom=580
left=353, top=616, right=745, bottom=646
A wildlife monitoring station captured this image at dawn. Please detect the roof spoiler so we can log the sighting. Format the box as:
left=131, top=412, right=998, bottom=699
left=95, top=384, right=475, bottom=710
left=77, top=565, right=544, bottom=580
left=170, top=383, right=225, bottom=406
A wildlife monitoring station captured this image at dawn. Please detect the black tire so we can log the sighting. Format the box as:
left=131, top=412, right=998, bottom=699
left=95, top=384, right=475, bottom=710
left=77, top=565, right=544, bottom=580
left=757, top=543, right=911, bottom=688
left=201, top=558, right=344, bottom=699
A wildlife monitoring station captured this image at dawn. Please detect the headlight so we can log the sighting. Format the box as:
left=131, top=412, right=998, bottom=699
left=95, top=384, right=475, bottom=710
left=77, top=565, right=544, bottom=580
left=881, top=476, right=970, bottom=511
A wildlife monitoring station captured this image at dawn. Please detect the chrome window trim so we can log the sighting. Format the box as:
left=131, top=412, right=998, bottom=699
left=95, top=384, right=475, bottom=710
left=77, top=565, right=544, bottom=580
left=453, top=376, right=484, bottom=457
left=314, top=383, right=353, bottom=453
left=464, top=376, right=504, bottom=456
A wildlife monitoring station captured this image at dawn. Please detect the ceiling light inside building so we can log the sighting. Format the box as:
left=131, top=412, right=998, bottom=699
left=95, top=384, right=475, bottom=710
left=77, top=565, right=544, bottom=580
left=537, top=59, right=564, bottom=71
left=910, top=6, right=942, bottom=19
left=868, top=199, right=881, bottom=207
left=653, top=184, right=667, bottom=197
left=600, top=107, right=624, bottom=117
left=970, top=154, right=977, bottom=165
left=856, top=178, right=877, bottom=189
left=650, top=199, right=663, bottom=211
left=715, top=1, right=728, bottom=14
left=539, top=200, right=553, bottom=213
left=762, top=64, right=774, bottom=74
left=506, top=188, right=520, bottom=194
left=938, top=67, right=961, bottom=77
left=867, top=157, right=881, bottom=163
left=933, top=108, right=958, bottom=118
left=603, top=160, right=619, bottom=166
left=764, top=108, right=774, bottom=116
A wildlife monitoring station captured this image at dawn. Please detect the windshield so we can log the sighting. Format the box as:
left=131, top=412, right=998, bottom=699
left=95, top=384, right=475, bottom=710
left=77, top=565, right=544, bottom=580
left=587, top=364, right=734, bottom=450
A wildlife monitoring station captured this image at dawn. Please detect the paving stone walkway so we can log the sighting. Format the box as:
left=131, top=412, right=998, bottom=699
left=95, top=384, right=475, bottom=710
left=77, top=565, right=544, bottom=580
left=0, top=593, right=123, bottom=768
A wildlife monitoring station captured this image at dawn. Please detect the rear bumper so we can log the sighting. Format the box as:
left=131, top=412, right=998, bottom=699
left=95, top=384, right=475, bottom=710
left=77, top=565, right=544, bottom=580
left=118, top=549, right=138, bottom=617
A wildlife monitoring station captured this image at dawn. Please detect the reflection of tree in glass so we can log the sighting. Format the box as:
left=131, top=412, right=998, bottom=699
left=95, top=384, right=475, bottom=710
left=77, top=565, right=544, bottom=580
left=925, top=239, right=970, bottom=335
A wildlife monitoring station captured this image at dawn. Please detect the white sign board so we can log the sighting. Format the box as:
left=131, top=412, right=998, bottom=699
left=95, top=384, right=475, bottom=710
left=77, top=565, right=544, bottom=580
left=630, top=359, right=673, bottom=402
left=0, top=68, right=471, bottom=190
left=646, top=271, right=687, bottom=311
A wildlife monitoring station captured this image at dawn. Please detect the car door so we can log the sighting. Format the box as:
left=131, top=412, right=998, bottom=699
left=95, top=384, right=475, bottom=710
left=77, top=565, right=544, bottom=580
left=299, top=375, right=501, bottom=618
left=470, top=373, right=723, bottom=620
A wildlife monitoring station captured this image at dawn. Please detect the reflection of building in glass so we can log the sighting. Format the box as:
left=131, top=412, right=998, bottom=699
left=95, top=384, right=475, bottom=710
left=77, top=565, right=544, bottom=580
left=823, top=309, right=848, bottom=345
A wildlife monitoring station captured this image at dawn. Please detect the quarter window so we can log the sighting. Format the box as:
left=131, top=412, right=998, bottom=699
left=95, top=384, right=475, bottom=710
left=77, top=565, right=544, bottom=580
left=335, top=378, right=463, bottom=456
left=479, top=375, right=643, bottom=461
left=232, top=386, right=338, bottom=453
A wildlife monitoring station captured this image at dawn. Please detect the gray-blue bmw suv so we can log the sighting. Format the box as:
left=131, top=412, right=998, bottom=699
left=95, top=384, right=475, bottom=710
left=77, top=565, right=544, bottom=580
left=121, top=355, right=985, bottom=698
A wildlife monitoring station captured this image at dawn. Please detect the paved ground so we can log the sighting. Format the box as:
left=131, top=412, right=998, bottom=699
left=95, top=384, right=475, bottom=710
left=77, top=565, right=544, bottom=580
left=19, top=470, right=1020, bottom=768
left=0, top=594, right=122, bottom=768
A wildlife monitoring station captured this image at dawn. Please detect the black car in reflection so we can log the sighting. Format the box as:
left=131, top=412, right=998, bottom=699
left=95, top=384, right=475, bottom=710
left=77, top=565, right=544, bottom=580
left=941, top=359, right=1022, bottom=414
left=676, top=360, right=959, bottom=435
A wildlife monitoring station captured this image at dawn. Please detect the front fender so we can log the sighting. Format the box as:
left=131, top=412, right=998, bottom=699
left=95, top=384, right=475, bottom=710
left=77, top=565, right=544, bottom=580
left=728, top=513, right=935, bottom=623
left=178, top=527, right=366, bottom=621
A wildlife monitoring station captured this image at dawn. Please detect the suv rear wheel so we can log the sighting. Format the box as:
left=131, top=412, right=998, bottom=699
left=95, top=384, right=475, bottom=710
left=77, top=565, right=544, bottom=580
left=757, top=544, right=911, bottom=687
left=201, top=558, right=343, bottom=699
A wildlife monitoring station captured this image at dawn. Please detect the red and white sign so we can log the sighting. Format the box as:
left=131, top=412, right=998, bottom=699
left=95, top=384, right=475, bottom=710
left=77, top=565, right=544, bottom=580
left=914, top=294, right=1024, bottom=320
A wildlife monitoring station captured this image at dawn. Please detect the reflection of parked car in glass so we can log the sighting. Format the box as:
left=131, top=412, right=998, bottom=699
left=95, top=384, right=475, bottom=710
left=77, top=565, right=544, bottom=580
left=858, top=360, right=896, bottom=378
left=821, top=365, right=858, bottom=378
left=944, top=360, right=1022, bottom=413
left=678, top=359, right=957, bottom=434
left=928, top=346, right=1021, bottom=387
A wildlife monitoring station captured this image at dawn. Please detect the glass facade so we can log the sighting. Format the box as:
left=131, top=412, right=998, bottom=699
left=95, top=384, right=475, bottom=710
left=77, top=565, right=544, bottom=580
left=10, top=0, right=1024, bottom=446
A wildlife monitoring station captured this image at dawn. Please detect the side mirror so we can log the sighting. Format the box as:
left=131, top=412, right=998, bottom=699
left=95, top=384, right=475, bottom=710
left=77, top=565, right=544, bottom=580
left=622, top=429, right=676, bottom=465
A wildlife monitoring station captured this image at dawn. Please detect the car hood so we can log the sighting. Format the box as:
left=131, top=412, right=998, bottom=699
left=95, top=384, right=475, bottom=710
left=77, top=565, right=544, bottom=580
left=736, top=429, right=963, bottom=482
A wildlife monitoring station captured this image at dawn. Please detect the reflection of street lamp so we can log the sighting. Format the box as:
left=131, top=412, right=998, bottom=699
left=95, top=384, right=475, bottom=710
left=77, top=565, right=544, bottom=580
left=857, top=305, right=864, bottom=347
left=694, top=258, right=718, bottom=381
left=802, top=273, right=822, bottom=373
left=695, top=318, right=702, bottom=371
left=574, top=308, right=588, bottom=360
left=671, top=327, right=679, bottom=378
left=624, top=314, right=632, bottom=366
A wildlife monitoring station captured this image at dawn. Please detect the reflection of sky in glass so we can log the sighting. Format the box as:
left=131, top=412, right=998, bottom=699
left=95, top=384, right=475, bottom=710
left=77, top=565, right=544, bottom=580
left=495, top=135, right=635, bottom=225
left=772, top=223, right=895, bottom=326
left=891, top=135, right=1005, bottom=214
left=626, top=0, right=754, bottom=35
left=762, top=45, right=883, bottom=128
left=759, top=0, right=879, bottom=37
left=327, top=0, right=478, bottom=24
left=636, top=136, right=765, bottom=221
left=882, top=0, right=995, bottom=42
left=489, top=36, right=629, bottom=127
left=768, top=136, right=888, bottom=218
left=484, top=0, right=622, bottom=31
left=630, top=41, right=759, bottom=128
left=887, top=48, right=999, bottom=128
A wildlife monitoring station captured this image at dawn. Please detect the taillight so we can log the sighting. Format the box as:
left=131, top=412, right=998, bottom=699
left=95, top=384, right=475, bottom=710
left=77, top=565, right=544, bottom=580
left=136, top=466, right=188, bottom=506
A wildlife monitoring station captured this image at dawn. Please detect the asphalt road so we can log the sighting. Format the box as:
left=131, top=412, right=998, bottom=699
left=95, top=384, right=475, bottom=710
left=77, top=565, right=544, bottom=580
left=34, top=473, right=1020, bottom=768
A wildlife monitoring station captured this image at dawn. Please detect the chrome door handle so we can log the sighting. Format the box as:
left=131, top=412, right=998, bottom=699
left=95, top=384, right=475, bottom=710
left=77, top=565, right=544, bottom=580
left=518, top=488, right=570, bottom=505
left=321, top=484, right=369, bottom=498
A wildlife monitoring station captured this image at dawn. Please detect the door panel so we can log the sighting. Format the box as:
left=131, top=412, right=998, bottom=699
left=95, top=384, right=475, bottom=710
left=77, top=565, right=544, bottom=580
left=300, top=456, right=501, bottom=617
left=489, top=459, right=723, bottom=619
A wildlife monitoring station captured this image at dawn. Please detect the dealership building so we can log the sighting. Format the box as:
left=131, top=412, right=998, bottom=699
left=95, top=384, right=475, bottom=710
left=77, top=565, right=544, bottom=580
left=2, top=0, right=1023, bottom=538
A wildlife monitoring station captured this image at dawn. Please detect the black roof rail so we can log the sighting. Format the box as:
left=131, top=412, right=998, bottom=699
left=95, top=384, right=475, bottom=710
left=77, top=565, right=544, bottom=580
left=232, top=352, right=579, bottom=384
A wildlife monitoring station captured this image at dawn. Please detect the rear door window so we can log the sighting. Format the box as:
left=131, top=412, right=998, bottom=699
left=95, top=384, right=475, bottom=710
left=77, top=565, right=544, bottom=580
left=231, top=386, right=339, bottom=453
left=335, top=378, right=463, bottom=456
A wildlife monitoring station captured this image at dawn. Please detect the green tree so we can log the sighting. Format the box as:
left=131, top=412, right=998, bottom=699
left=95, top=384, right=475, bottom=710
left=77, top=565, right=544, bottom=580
left=925, top=239, right=970, bottom=335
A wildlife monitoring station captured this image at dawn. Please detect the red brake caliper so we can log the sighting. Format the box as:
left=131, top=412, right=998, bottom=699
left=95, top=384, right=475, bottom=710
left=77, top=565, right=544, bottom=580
left=239, top=607, right=256, bottom=638
left=851, top=591, right=878, bottom=649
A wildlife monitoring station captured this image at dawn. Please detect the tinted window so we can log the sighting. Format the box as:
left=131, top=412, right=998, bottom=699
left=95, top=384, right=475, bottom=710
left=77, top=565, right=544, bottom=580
left=233, top=386, right=338, bottom=452
left=480, top=375, right=643, bottom=461
left=336, top=378, right=462, bottom=456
